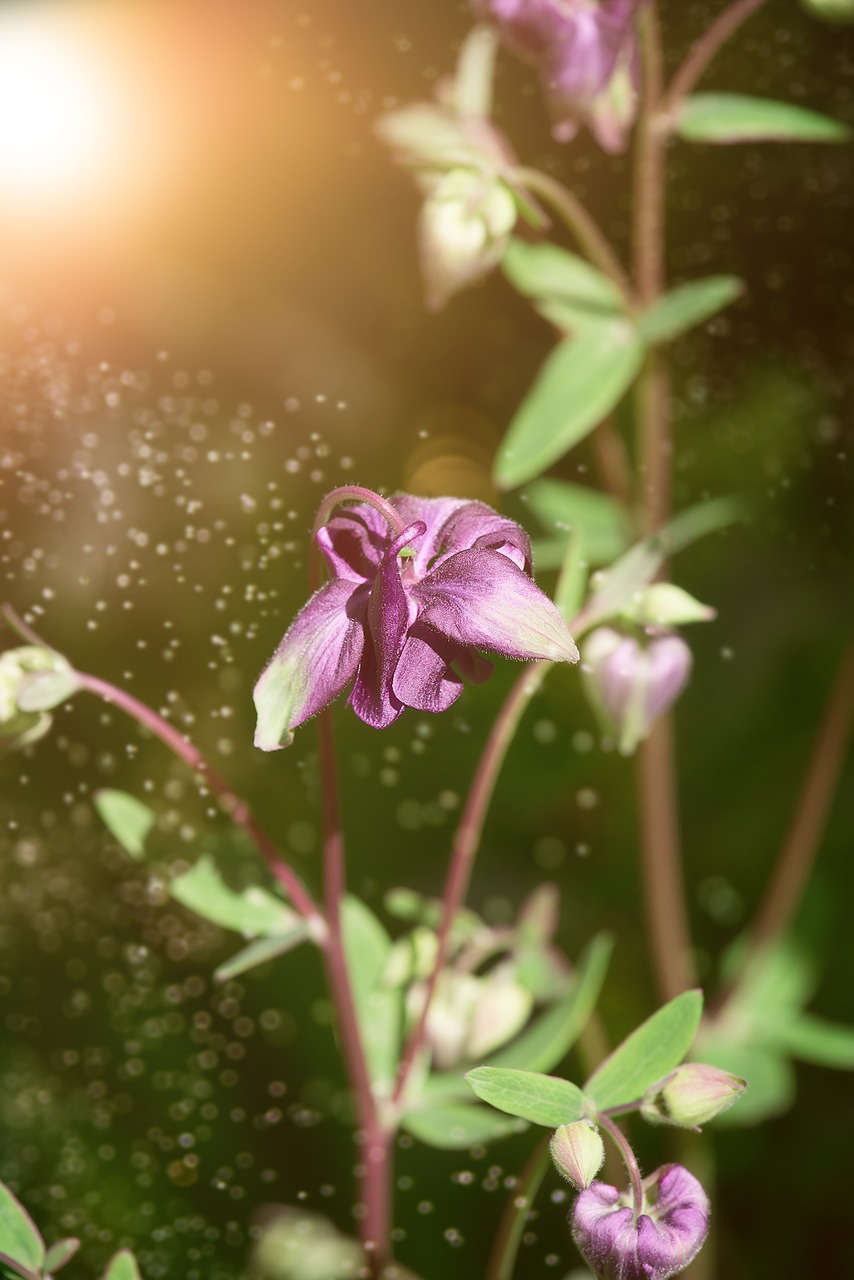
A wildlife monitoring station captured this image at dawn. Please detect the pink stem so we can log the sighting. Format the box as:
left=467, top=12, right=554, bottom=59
left=392, top=659, right=548, bottom=1106
left=664, top=0, right=768, bottom=119
left=598, top=1113, right=644, bottom=1223
left=75, top=671, right=321, bottom=925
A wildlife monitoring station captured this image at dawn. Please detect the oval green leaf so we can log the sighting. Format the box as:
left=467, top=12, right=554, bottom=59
left=525, top=478, right=631, bottom=567
left=675, top=93, right=851, bottom=144
left=638, top=276, right=744, bottom=345
left=493, top=328, right=644, bottom=490
left=94, top=789, right=155, bottom=860
left=0, top=1182, right=44, bottom=1279
left=465, top=1066, right=585, bottom=1127
left=502, top=238, right=623, bottom=320
left=584, top=990, right=703, bottom=1110
left=169, top=856, right=296, bottom=937
left=764, top=1013, right=854, bottom=1070
left=101, top=1249, right=142, bottom=1280
left=341, top=896, right=402, bottom=1095
left=214, top=925, right=312, bottom=981
left=44, top=1238, right=81, bottom=1273
left=401, top=1103, right=528, bottom=1149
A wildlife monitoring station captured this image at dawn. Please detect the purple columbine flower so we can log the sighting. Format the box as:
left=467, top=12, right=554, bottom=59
left=474, top=0, right=643, bottom=152
left=572, top=1164, right=710, bottom=1280
left=253, top=491, right=578, bottom=749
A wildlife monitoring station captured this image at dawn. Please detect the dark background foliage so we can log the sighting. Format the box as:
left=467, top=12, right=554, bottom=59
left=1, top=1, right=852, bottom=1277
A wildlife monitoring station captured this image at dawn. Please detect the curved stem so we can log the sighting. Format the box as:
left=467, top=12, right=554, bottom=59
left=309, top=487, right=406, bottom=592
left=73, top=671, right=321, bottom=925
left=392, top=659, right=549, bottom=1105
left=713, top=640, right=854, bottom=1015
left=664, top=0, right=768, bottom=119
left=486, top=1134, right=551, bottom=1280
left=598, top=1114, right=644, bottom=1222
left=316, top=708, right=393, bottom=1273
left=513, top=166, right=637, bottom=309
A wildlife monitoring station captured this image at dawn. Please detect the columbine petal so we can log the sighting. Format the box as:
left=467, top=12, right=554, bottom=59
left=253, top=580, right=367, bottom=750
left=318, top=505, right=391, bottom=582
left=392, top=622, right=466, bottom=715
left=349, top=524, right=423, bottom=728
left=411, top=548, right=579, bottom=663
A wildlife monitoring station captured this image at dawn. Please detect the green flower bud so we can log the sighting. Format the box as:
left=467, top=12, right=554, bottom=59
left=0, top=645, right=78, bottom=751
left=619, top=583, right=716, bottom=628
left=641, top=1063, right=747, bottom=1130
left=549, top=1120, right=605, bottom=1191
left=418, top=169, right=517, bottom=310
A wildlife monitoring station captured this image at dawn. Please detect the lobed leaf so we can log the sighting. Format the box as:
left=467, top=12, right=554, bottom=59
left=465, top=1066, right=585, bottom=1127
left=584, top=990, right=703, bottom=1110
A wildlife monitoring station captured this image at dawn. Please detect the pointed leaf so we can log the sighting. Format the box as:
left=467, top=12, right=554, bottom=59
left=502, top=238, right=623, bottom=313
left=584, top=990, right=703, bottom=1110
left=465, top=1067, right=585, bottom=1127
left=525, top=478, right=631, bottom=567
left=101, top=1250, right=142, bottom=1280
left=0, top=1183, right=44, bottom=1278
left=638, top=276, right=744, bottom=345
left=452, top=24, right=499, bottom=118
left=765, top=1013, right=854, bottom=1069
left=94, top=790, right=155, bottom=860
left=169, top=856, right=296, bottom=937
left=401, top=1103, right=528, bottom=1149
left=494, top=329, right=644, bottom=489
left=43, top=1238, right=81, bottom=1273
left=675, top=93, right=851, bottom=144
left=341, top=896, right=402, bottom=1095
left=214, top=925, right=312, bottom=981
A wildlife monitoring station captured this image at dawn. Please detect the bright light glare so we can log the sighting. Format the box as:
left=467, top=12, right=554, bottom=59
left=0, top=13, right=116, bottom=204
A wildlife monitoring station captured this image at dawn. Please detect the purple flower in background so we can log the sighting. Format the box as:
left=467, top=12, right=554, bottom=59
left=572, top=1164, right=710, bottom=1279
left=474, top=0, right=643, bottom=152
left=254, top=492, right=578, bottom=749
left=581, top=627, right=692, bottom=754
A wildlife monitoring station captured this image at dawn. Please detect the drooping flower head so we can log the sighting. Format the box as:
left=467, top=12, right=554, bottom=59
left=474, top=0, right=643, bottom=152
left=572, top=1163, right=710, bottom=1279
left=581, top=626, right=692, bottom=754
left=254, top=489, right=578, bottom=750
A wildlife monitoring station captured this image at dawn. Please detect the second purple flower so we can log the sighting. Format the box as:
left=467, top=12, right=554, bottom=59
left=254, top=491, right=578, bottom=749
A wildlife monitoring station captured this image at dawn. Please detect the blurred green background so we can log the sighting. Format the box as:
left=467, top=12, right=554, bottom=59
left=1, top=1, right=852, bottom=1276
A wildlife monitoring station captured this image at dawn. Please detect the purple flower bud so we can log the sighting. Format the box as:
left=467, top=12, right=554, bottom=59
left=254, top=492, right=578, bottom=749
left=550, top=1120, right=605, bottom=1190
left=641, top=1063, right=747, bottom=1130
left=581, top=627, right=692, bottom=754
left=572, top=1164, right=710, bottom=1280
left=474, top=0, right=643, bottom=152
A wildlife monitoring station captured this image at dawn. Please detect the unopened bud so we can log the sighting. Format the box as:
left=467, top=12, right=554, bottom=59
left=581, top=627, right=692, bottom=755
left=418, top=169, right=516, bottom=310
left=641, top=1063, right=747, bottom=1130
left=0, top=645, right=78, bottom=752
left=550, top=1120, right=605, bottom=1191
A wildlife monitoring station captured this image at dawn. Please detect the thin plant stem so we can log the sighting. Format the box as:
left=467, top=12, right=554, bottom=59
left=392, top=659, right=549, bottom=1105
left=664, top=0, right=769, bottom=118
left=714, top=640, right=854, bottom=1013
left=598, top=1114, right=644, bottom=1221
left=316, top=708, right=393, bottom=1273
left=513, top=166, right=637, bottom=309
left=75, top=671, right=322, bottom=925
left=486, top=1134, right=551, bottom=1280
left=591, top=418, right=635, bottom=513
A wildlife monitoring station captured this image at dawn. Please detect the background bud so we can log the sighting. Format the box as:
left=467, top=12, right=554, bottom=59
left=418, top=169, right=516, bottom=310
left=641, top=1063, right=747, bottom=1129
left=550, top=1120, right=605, bottom=1190
left=0, top=645, right=79, bottom=752
left=581, top=628, right=692, bottom=755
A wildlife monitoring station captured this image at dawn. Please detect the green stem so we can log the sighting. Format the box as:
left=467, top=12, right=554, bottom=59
left=486, top=1134, right=551, bottom=1280
left=513, top=166, right=637, bottom=309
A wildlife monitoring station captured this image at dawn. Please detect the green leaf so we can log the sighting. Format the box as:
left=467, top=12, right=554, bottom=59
left=94, top=790, right=155, bottom=860
left=101, top=1249, right=142, bottom=1280
left=525, top=479, right=631, bottom=567
left=494, top=329, right=644, bottom=490
left=638, top=276, right=744, bottom=345
left=401, top=1103, right=528, bottom=1149
left=341, top=896, right=402, bottom=1096
left=44, top=1238, right=81, bottom=1273
left=502, top=239, right=624, bottom=333
left=169, top=856, right=297, bottom=937
left=214, top=925, right=312, bottom=981
left=764, top=1013, right=854, bottom=1070
left=584, top=990, right=703, bottom=1110
left=452, top=23, right=499, bottom=119
left=675, top=93, right=851, bottom=145
left=0, top=1182, right=44, bottom=1279
left=721, top=936, right=818, bottom=1015
left=465, top=1067, right=585, bottom=1127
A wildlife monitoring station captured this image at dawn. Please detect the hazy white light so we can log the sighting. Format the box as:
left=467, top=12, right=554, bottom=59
left=0, top=11, right=117, bottom=204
